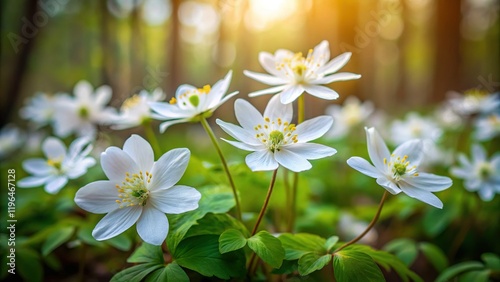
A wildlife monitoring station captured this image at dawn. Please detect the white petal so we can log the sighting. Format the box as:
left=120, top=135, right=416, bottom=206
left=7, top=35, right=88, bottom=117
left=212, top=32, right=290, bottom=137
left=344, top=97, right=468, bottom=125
left=264, top=95, right=293, bottom=123
left=45, top=176, right=68, bottom=194
left=95, top=85, right=112, bottom=106
left=149, top=102, right=193, bottom=119
left=450, top=167, right=470, bottom=179
left=150, top=148, right=190, bottom=191
left=243, top=70, right=287, bottom=86
left=248, top=85, right=287, bottom=97
left=286, top=143, right=336, bottom=160
left=42, top=137, right=66, bottom=159
left=472, top=144, right=486, bottom=163
left=234, top=99, right=264, bottom=131
left=92, top=206, right=142, bottom=241
left=465, top=178, right=481, bottom=191
left=18, top=175, right=52, bottom=188
left=75, top=180, right=120, bottom=214
left=206, top=70, right=232, bottom=108
left=365, top=127, right=391, bottom=172
left=302, top=85, right=339, bottom=100
left=175, top=84, right=197, bottom=99
left=399, top=183, right=443, bottom=209
left=258, top=52, right=283, bottom=77
left=313, top=72, right=362, bottom=84
left=221, top=138, right=261, bottom=151
left=74, top=80, right=93, bottom=101
left=376, top=177, right=402, bottom=195
left=123, top=135, right=155, bottom=172
left=216, top=119, right=260, bottom=145
left=478, top=184, right=495, bottom=201
left=150, top=185, right=201, bottom=214
left=311, top=40, right=330, bottom=65
left=393, top=140, right=424, bottom=167
left=212, top=91, right=239, bottom=111
left=294, top=116, right=333, bottom=142
left=159, top=118, right=191, bottom=133
left=101, top=147, right=140, bottom=182
left=274, top=148, right=312, bottom=172
left=136, top=205, right=169, bottom=245
left=23, top=159, right=53, bottom=175
left=245, top=150, right=279, bottom=171
left=280, top=85, right=305, bottom=104
left=403, top=172, right=452, bottom=192
left=317, top=52, right=352, bottom=75
left=347, top=157, right=381, bottom=178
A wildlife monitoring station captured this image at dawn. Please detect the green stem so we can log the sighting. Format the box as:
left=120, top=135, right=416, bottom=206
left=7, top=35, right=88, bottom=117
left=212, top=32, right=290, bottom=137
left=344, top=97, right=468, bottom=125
left=334, top=191, right=389, bottom=253
left=200, top=117, right=242, bottom=220
left=288, top=94, right=305, bottom=232
left=143, top=121, right=161, bottom=157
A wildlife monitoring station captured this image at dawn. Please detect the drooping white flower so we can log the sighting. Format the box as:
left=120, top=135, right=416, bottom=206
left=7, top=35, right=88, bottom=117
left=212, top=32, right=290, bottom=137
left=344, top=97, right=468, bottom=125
left=243, top=40, right=361, bottom=104
left=20, top=92, right=69, bottom=129
left=18, top=136, right=96, bottom=194
left=216, top=95, right=337, bottom=172
left=347, top=127, right=452, bottom=208
left=325, top=96, right=374, bottom=139
left=474, top=113, right=500, bottom=141
left=149, top=70, right=238, bottom=133
left=0, top=125, right=26, bottom=161
left=447, top=90, right=500, bottom=116
left=112, top=88, right=166, bottom=130
left=53, top=80, right=118, bottom=138
left=74, top=135, right=201, bottom=245
left=450, top=144, right=500, bottom=201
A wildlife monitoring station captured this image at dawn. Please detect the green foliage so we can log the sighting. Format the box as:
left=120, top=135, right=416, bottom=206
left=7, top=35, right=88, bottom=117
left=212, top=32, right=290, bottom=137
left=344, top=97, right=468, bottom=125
left=279, top=233, right=326, bottom=260
left=333, top=250, right=385, bottom=282
left=298, top=253, right=332, bottom=276
left=127, top=242, right=164, bottom=264
left=436, top=253, right=500, bottom=282
left=418, top=242, right=448, bottom=272
left=384, top=239, right=449, bottom=272
left=41, top=226, right=75, bottom=256
left=219, top=229, right=247, bottom=254
left=111, top=263, right=163, bottom=282
left=247, top=231, right=285, bottom=268
left=145, top=263, right=189, bottom=282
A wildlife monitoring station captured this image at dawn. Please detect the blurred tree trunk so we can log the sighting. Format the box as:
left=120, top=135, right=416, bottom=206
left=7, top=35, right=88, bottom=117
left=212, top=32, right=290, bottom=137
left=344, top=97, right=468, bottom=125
left=2, top=1, right=39, bottom=126
left=168, top=0, right=182, bottom=95
left=433, top=1, right=461, bottom=101
left=100, top=0, right=111, bottom=86
left=130, top=0, right=143, bottom=94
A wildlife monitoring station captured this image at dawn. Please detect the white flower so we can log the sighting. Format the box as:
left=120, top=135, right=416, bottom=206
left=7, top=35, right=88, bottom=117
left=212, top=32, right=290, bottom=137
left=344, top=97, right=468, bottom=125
left=74, top=135, right=201, bottom=245
left=347, top=127, right=452, bottom=208
left=112, top=88, right=166, bottom=130
left=18, top=136, right=96, bottom=194
left=447, top=90, right=500, bottom=116
left=474, top=113, right=500, bottom=141
left=390, top=112, right=442, bottom=145
left=0, top=125, right=26, bottom=160
left=216, top=95, right=337, bottom=172
left=20, top=92, right=68, bottom=129
left=325, top=96, right=374, bottom=139
left=149, top=71, right=238, bottom=133
left=243, top=40, right=361, bottom=104
left=53, top=80, right=118, bottom=138
left=451, top=144, right=500, bottom=201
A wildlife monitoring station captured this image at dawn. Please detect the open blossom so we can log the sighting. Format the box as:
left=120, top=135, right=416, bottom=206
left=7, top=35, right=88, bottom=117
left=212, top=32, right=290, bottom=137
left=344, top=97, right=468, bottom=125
left=243, top=40, right=361, bottom=104
left=325, top=96, right=374, bottom=139
left=74, top=135, right=201, bottom=245
left=474, top=113, right=500, bottom=141
left=112, top=88, right=166, bottom=130
left=20, top=92, right=68, bottom=129
left=18, top=136, right=95, bottom=194
left=0, top=125, right=26, bottom=161
left=53, top=80, right=118, bottom=138
left=451, top=144, right=500, bottom=201
left=347, top=127, right=452, bottom=208
left=390, top=112, right=442, bottom=145
left=149, top=70, right=238, bottom=133
left=216, top=95, right=336, bottom=172
left=447, top=90, right=500, bottom=116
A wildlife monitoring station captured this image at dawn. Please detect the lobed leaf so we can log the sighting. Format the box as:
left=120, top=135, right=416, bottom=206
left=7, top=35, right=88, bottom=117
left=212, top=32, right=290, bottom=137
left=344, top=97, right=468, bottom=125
left=127, top=242, right=164, bottom=264
left=279, top=233, right=326, bottom=260
left=219, top=229, right=247, bottom=254
left=247, top=231, right=285, bottom=268
left=298, top=252, right=332, bottom=276
left=333, top=250, right=385, bottom=282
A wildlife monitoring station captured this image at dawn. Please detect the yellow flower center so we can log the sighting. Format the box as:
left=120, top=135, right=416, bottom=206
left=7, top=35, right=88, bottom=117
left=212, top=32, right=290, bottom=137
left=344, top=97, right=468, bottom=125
left=170, top=85, right=212, bottom=107
left=254, top=117, right=298, bottom=152
left=47, top=158, right=62, bottom=171
left=276, top=49, right=321, bottom=82
left=384, top=154, right=418, bottom=181
left=115, top=171, right=153, bottom=208
left=79, top=107, right=89, bottom=118
left=343, top=103, right=362, bottom=126
left=477, top=162, right=492, bottom=180
left=121, top=95, right=142, bottom=110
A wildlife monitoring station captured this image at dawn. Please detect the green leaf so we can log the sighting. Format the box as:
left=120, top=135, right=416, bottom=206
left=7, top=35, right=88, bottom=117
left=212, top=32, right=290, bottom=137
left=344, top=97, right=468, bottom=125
left=298, top=253, right=332, bottom=276
left=17, top=248, right=43, bottom=282
left=458, top=269, right=491, bottom=282
left=481, top=253, right=500, bottom=271
left=167, top=186, right=235, bottom=252
left=384, top=238, right=418, bottom=266
left=107, top=233, right=133, bottom=251
left=333, top=250, right=385, bottom=282
left=219, top=229, right=247, bottom=254
left=186, top=213, right=249, bottom=239
left=418, top=242, right=448, bottom=271
left=247, top=231, right=285, bottom=268
left=174, top=235, right=246, bottom=279
left=325, top=236, right=339, bottom=253
left=145, top=262, right=189, bottom=282
left=41, top=226, right=74, bottom=256
left=127, top=242, right=164, bottom=264
left=435, top=261, right=485, bottom=282
left=279, top=233, right=326, bottom=260
left=111, top=263, right=163, bottom=282
left=272, top=260, right=298, bottom=275
left=423, top=205, right=458, bottom=236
